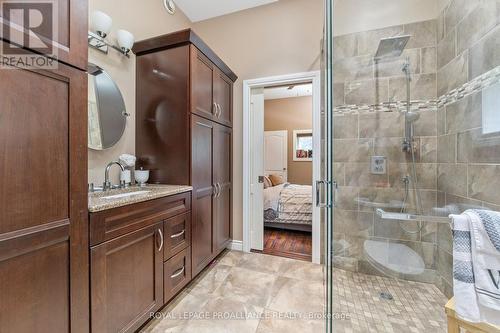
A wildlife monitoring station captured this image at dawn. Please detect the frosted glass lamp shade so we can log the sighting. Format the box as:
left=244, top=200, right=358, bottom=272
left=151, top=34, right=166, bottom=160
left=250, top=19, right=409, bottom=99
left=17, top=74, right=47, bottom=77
left=91, top=11, right=112, bottom=37
left=117, top=29, right=134, bottom=52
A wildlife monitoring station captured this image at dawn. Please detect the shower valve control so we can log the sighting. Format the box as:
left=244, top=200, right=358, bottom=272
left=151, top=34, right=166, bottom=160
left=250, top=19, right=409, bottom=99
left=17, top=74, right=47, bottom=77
left=371, top=156, right=387, bottom=175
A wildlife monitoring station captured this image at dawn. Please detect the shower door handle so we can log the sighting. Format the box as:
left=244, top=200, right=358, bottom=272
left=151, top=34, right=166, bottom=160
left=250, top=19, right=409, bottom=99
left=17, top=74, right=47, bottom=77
left=316, top=180, right=328, bottom=208
left=316, top=180, right=338, bottom=208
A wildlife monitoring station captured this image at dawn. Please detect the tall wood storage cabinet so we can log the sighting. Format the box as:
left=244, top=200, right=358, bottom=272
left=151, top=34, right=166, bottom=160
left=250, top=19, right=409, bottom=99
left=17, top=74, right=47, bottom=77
left=134, top=29, right=237, bottom=277
left=0, top=1, right=89, bottom=332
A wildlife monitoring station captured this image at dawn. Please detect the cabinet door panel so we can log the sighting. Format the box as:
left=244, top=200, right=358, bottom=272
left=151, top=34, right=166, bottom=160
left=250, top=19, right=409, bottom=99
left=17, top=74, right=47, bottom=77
left=214, top=70, right=233, bottom=127
left=0, top=223, right=70, bottom=333
left=191, top=46, right=215, bottom=121
left=0, top=0, right=88, bottom=69
left=191, top=115, right=215, bottom=276
left=214, top=125, right=232, bottom=253
left=91, top=223, right=163, bottom=333
left=0, top=49, right=88, bottom=333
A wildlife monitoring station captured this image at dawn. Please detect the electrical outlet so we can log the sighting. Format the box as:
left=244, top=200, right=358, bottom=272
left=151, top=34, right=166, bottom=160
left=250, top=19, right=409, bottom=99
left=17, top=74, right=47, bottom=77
left=371, top=156, right=387, bottom=174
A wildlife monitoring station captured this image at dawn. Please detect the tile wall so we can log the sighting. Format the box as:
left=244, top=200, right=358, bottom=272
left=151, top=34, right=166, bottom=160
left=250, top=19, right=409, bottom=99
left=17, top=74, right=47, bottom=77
left=332, top=19, right=440, bottom=285
left=333, top=0, right=500, bottom=298
left=435, top=0, right=500, bottom=298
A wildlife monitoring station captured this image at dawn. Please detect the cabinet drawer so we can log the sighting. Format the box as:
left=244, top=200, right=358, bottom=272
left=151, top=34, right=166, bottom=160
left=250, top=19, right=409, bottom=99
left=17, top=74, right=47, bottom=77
left=164, top=212, right=191, bottom=260
left=164, top=247, right=192, bottom=303
left=90, top=192, right=191, bottom=246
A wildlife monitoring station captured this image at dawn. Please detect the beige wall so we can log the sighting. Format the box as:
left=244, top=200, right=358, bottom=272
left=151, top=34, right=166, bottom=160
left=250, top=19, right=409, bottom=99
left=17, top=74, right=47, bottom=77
left=88, top=0, right=191, bottom=185
left=264, top=96, right=313, bottom=185
left=193, top=0, right=324, bottom=241
left=88, top=0, right=323, bottom=242
left=334, top=0, right=438, bottom=35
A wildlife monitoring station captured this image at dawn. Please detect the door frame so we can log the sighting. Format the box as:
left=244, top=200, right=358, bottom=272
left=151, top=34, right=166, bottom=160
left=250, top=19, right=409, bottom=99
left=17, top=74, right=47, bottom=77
left=242, top=71, right=321, bottom=264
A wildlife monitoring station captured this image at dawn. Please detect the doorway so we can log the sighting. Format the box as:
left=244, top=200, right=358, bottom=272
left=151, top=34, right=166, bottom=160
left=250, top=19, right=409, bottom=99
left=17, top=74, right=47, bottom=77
left=242, top=71, right=321, bottom=264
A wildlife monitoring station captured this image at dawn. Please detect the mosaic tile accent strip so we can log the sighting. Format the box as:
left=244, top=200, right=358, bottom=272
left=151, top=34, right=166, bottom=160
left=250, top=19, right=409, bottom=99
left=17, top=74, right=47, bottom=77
left=334, top=65, right=500, bottom=114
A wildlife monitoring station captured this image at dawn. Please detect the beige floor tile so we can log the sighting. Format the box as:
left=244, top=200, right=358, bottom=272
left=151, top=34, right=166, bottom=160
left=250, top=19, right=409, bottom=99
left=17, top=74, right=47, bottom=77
left=236, top=252, right=294, bottom=274
left=215, top=250, right=245, bottom=266
left=181, top=297, right=263, bottom=333
left=255, top=309, right=325, bottom=333
left=186, top=263, right=232, bottom=297
left=213, top=266, right=278, bottom=307
left=141, top=251, right=448, bottom=333
left=266, top=276, right=325, bottom=314
left=277, top=258, right=324, bottom=282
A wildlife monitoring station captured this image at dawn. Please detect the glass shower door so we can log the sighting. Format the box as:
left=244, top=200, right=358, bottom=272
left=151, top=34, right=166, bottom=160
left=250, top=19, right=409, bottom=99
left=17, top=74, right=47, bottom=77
left=322, top=0, right=335, bottom=331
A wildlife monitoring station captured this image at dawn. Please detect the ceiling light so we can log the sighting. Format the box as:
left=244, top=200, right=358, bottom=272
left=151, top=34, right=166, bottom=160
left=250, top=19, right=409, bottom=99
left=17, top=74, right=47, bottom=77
left=163, top=0, right=176, bottom=15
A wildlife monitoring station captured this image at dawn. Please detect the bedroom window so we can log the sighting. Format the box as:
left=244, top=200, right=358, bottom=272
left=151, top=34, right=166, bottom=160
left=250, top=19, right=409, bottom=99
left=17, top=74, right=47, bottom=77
left=293, top=129, right=313, bottom=161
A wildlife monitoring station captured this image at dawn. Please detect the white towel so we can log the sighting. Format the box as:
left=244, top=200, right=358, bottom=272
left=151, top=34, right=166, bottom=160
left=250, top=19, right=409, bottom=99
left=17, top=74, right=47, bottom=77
left=451, top=210, right=500, bottom=325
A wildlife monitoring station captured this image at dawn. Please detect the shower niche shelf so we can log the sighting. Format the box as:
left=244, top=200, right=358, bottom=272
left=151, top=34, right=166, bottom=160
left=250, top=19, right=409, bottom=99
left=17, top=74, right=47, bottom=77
left=375, top=208, right=451, bottom=224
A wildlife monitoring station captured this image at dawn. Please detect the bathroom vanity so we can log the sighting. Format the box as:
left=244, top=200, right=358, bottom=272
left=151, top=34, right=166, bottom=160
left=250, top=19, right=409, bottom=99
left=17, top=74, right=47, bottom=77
left=88, top=185, right=192, bottom=333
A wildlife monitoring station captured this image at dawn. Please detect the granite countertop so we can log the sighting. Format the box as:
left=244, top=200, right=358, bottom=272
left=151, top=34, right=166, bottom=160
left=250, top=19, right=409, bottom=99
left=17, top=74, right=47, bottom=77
left=88, top=184, right=192, bottom=213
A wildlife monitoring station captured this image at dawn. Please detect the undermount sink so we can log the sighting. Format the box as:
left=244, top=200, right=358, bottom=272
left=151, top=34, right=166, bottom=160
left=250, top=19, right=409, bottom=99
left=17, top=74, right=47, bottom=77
left=102, top=190, right=150, bottom=200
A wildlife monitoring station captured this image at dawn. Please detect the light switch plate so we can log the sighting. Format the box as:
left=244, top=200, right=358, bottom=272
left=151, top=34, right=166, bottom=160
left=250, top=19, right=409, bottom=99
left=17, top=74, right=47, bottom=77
left=371, top=156, right=387, bottom=174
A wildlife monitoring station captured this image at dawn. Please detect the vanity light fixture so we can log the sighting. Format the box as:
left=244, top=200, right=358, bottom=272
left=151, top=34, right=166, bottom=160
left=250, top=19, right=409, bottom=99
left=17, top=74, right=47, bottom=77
left=88, top=10, right=135, bottom=57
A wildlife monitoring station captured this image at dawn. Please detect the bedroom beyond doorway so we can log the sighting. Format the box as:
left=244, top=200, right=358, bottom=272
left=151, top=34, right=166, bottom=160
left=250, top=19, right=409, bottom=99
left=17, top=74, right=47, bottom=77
left=260, top=84, right=314, bottom=261
left=243, top=72, right=321, bottom=263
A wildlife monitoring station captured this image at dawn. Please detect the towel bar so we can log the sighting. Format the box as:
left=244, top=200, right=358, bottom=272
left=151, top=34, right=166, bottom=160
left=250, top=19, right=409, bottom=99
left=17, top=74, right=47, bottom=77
left=375, top=208, right=451, bottom=224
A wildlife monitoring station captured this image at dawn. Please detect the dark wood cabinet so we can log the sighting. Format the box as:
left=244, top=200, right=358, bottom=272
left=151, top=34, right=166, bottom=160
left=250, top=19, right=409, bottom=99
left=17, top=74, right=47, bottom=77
left=214, top=124, right=232, bottom=252
left=0, top=0, right=88, bottom=70
left=136, top=46, right=190, bottom=185
left=214, top=69, right=233, bottom=127
left=0, top=43, right=88, bottom=332
left=191, top=115, right=216, bottom=275
left=89, top=192, right=192, bottom=332
left=190, top=47, right=233, bottom=127
left=135, top=29, right=237, bottom=280
left=191, top=49, right=216, bottom=121
left=91, top=223, right=164, bottom=333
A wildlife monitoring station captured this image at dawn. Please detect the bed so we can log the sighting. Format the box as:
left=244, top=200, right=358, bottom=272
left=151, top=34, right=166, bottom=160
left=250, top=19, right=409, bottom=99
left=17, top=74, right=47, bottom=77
left=263, top=183, right=313, bottom=232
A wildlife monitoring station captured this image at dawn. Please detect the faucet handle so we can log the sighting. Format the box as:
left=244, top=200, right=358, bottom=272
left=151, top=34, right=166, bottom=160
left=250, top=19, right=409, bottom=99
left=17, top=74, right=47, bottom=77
left=88, top=183, right=94, bottom=193
left=103, top=181, right=111, bottom=191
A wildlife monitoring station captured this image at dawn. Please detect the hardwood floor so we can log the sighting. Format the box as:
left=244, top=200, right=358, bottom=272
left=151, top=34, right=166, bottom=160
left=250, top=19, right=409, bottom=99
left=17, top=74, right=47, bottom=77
left=253, top=227, right=312, bottom=262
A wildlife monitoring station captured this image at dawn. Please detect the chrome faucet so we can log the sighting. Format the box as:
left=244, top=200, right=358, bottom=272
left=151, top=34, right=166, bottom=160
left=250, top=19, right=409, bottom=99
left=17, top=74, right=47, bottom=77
left=103, top=161, right=126, bottom=191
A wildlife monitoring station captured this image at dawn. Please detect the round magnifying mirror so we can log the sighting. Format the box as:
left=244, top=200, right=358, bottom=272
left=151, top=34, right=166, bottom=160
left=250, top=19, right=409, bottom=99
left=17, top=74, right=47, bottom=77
left=88, top=63, right=127, bottom=150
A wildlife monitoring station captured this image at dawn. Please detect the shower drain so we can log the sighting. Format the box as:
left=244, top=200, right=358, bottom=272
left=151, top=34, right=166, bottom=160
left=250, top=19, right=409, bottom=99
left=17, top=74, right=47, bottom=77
left=379, top=292, right=394, bottom=301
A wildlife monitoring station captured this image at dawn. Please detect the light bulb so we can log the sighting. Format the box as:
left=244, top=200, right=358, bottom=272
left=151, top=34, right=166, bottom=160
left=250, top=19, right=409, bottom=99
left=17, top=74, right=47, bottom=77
left=116, top=29, right=134, bottom=54
left=91, top=11, right=112, bottom=38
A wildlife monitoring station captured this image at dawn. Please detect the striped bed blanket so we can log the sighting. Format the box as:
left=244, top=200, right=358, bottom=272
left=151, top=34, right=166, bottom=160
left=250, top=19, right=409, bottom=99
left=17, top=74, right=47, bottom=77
left=264, top=183, right=312, bottom=225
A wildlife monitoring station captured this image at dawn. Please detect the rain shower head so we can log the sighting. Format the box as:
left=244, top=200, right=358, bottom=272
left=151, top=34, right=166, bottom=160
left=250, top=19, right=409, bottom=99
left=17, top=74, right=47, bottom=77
left=374, top=35, right=411, bottom=60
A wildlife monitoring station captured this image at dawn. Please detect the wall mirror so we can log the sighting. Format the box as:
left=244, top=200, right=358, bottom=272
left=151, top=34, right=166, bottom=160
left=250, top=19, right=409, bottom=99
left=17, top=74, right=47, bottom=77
left=88, top=63, right=127, bottom=150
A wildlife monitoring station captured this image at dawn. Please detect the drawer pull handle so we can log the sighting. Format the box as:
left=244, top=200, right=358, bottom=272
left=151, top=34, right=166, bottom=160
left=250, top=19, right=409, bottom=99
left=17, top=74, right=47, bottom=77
left=170, top=229, right=185, bottom=239
left=171, top=266, right=185, bottom=279
left=157, top=229, right=164, bottom=252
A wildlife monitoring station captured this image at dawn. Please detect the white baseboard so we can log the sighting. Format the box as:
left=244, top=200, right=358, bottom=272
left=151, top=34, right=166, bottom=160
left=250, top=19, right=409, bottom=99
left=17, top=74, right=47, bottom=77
left=227, top=240, right=243, bottom=251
